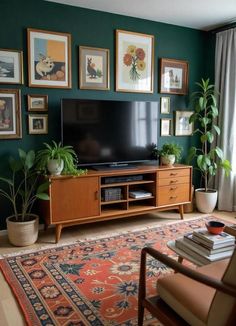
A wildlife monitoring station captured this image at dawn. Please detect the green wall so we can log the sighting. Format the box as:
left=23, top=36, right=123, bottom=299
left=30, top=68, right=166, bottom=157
left=0, top=0, right=213, bottom=228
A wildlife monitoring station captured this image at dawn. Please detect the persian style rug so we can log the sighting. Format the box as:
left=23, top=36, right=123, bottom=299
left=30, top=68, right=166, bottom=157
left=0, top=216, right=226, bottom=325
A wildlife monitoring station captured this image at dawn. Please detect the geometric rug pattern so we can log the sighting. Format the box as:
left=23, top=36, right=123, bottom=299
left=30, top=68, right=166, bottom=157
left=0, top=216, right=218, bottom=326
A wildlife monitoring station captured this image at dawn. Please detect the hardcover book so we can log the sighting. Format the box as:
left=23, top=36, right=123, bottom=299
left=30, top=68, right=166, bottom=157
left=192, top=228, right=235, bottom=249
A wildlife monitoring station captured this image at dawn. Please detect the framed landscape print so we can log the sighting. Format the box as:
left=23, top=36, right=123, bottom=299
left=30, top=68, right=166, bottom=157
left=160, top=118, right=172, bottom=136
left=28, top=114, right=48, bottom=134
left=159, top=58, right=188, bottom=95
left=116, top=29, right=154, bottom=93
left=0, top=49, right=23, bottom=84
left=161, top=96, right=170, bottom=114
left=0, top=89, right=22, bottom=139
left=27, top=94, right=48, bottom=111
left=27, top=28, right=71, bottom=88
left=175, top=110, right=193, bottom=136
left=79, top=46, right=110, bottom=90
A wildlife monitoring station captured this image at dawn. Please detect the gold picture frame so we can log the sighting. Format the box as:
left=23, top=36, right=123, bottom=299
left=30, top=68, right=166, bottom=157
left=159, top=58, right=188, bottom=95
left=28, top=114, right=48, bottom=134
left=175, top=110, right=194, bottom=136
left=0, top=89, right=22, bottom=139
left=27, top=94, right=48, bottom=111
left=116, top=29, right=154, bottom=93
left=27, top=28, right=71, bottom=88
left=79, top=46, right=110, bottom=90
left=160, top=96, right=170, bottom=114
left=160, top=118, right=172, bottom=136
left=0, top=48, right=23, bottom=84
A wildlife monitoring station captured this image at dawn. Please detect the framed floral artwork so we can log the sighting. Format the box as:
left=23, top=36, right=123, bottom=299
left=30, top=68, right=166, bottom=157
left=0, top=89, right=22, bottom=139
left=175, top=110, right=193, bottom=136
left=159, top=58, right=188, bottom=95
left=28, top=114, right=48, bottom=134
left=27, top=28, right=71, bottom=88
left=160, top=97, right=170, bottom=114
left=27, top=94, right=48, bottom=111
left=79, top=46, right=110, bottom=90
left=116, top=30, right=154, bottom=93
left=160, top=118, right=172, bottom=136
left=0, top=49, right=23, bottom=84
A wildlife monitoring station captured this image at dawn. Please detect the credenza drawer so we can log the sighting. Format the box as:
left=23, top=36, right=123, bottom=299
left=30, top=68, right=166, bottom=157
left=157, top=184, right=190, bottom=206
left=158, top=168, right=190, bottom=179
left=158, top=176, right=190, bottom=186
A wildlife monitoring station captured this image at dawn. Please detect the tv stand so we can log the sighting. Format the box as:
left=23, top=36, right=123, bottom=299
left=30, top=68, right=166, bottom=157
left=41, top=164, right=192, bottom=242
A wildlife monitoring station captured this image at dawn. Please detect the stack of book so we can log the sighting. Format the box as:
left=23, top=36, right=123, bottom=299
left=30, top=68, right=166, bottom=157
left=176, top=228, right=235, bottom=265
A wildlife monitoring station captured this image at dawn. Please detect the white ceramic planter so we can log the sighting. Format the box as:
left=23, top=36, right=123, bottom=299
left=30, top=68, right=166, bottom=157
left=47, top=159, right=64, bottom=175
left=195, top=188, right=218, bottom=213
left=161, top=155, right=175, bottom=166
left=7, top=214, right=39, bottom=246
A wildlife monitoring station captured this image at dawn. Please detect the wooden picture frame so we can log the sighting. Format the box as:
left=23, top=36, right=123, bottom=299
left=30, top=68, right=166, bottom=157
left=160, top=97, right=170, bottom=114
left=27, top=94, right=48, bottom=111
left=0, top=49, right=23, bottom=84
left=160, top=118, right=172, bottom=136
left=28, top=114, right=48, bottom=134
left=79, top=46, right=110, bottom=90
left=116, top=29, right=154, bottom=93
left=27, top=28, right=71, bottom=88
left=159, top=58, right=188, bottom=95
left=0, top=89, right=22, bottom=139
left=175, top=110, right=193, bottom=136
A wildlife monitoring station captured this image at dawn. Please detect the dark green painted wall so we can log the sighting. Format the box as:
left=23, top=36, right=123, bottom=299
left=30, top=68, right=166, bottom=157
left=0, top=0, right=213, bottom=228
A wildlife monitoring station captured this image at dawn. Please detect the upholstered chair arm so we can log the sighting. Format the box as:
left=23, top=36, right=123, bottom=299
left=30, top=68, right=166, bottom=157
left=139, top=247, right=236, bottom=298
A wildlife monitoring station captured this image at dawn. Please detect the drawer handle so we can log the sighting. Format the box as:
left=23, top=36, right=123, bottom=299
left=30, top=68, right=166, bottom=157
left=170, top=180, right=178, bottom=184
left=170, top=173, right=177, bottom=176
left=170, top=196, right=177, bottom=199
left=170, top=187, right=177, bottom=190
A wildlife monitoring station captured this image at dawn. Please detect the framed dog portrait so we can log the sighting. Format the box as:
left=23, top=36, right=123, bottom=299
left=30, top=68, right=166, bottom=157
left=79, top=46, right=110, bottom=90
left=27, top=94, right=48, bottom=111
left=116, top=30, right=154, bottom=93
left=28, top=114, right=48, bottom=134
left=0, top=89, right=22, bottom=139
left=27, top=28, right=71, bottom=88
left=159, top=58, right=188, bottom=95
left=0, top=49, right=23, bottom=84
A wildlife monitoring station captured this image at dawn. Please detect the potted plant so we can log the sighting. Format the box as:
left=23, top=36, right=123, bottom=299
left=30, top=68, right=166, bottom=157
left=36, top=141, right=86, bottom=176
left=152, top=143, right=182, bottom=166
left=187, top=78, right=231, bottom=213
left=0, top=149, right=49, bottom=246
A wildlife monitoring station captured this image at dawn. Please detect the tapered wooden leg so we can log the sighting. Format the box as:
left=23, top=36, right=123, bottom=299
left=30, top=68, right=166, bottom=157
left=138, top=305, right=145, bottom=326
left=55, top=224, right=62, bottom=243
left=179, top=204, right=184, bottom=220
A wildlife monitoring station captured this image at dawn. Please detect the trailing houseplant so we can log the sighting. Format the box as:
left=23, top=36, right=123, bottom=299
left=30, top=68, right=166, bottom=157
left=36, top=141, right=86, bottom=176
left=152, top=142, right=183, bottom=166
left=187, top=78, right=231, bottom=212
left=0, top=149, right=49, bottom=246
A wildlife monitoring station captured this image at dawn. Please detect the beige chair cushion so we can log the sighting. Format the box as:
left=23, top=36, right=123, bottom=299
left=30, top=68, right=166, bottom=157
left=157, top=259, right=229, bottom=326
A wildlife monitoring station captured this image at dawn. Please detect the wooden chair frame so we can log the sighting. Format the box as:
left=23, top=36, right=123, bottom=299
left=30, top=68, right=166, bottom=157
left=138, top=247, right=236, bottom=326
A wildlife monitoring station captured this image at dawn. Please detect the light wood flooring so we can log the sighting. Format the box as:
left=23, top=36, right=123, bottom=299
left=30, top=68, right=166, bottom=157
left=0, top=210, right=235, bottom=326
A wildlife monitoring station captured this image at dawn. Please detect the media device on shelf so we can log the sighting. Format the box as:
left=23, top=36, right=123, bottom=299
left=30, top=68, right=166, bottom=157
left=61, top=99, right=159, bottom=170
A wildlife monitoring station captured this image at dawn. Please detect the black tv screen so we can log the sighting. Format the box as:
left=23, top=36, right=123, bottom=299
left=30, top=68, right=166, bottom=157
left=61, top=99, right=159, bottom=168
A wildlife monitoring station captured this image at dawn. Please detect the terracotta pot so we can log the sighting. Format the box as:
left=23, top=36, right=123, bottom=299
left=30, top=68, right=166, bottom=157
left=195, top=188, right=218, bottom=213
left=6, top=214, right=39, bottom=246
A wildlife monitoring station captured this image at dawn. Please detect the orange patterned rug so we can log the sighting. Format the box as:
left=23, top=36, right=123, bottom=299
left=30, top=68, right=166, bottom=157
left=0, top=216, right=225, bottom=325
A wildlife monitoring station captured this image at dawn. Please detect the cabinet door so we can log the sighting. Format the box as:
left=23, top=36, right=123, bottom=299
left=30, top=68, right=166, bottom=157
left=50, top=176, right=99, bottom=223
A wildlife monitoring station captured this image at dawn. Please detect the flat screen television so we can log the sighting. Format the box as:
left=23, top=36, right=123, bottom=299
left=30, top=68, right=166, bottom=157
left=61, top=99, right=159, bottom=169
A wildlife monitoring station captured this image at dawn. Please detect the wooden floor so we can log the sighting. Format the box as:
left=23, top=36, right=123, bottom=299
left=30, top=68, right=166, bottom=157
left=0, top=210, right=235, bottom=326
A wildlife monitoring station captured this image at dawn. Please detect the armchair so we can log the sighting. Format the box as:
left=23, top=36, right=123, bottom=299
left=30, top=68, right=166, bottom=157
left=138, top=247, right=236, bottom=326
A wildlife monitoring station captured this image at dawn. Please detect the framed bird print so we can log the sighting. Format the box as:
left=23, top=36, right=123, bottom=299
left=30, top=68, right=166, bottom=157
left=79, top=46, right=110, bottom=90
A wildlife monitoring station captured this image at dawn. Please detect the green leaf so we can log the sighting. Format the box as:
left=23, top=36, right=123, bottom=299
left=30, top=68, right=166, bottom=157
left=213, top=125, right=220, bottom=135
left=18, top=149, right=26, bottom=160
left=25, top=150, right=35, bottom=170
left=186, top=147, right=196, bottom=163
left=211, top=105, right=218, bottom=117
left=36, top=193, right=50, bottom=200
left=199, top=97, right=204, bottom=109
left=215, top=147, right=223, bottom=159
left=220, top=159, right=232, bottom=176
left=37, top=181, right=49, bottom=194
left=201, top=117, right=211, bottom=127
left=0, top=176, right=13, bottom=186
left=206, top=131, right=214, bottom=143
left=200, top=134, right=208, bottom=143
left=9, top=156, right=22, bottom=172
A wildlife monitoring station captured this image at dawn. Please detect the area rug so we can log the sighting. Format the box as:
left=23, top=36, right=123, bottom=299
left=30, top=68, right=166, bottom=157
left=0, top=216, right=229, bottom=326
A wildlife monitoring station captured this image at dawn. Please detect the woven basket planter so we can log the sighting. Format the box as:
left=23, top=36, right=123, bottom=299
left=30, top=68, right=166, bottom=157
left=6, top=214, right=39, bottom=247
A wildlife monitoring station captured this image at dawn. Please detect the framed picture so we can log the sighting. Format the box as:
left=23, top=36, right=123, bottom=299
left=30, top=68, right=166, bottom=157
left=27, top=28, right=71, bottom=88
left=27, top=94, right=48, bottom=111
left=0, top=49, right=23, bottom=84
left=28, top=114, right=48, bottom=134
left=159, top=58, right=188, bottom=95
left=79, top=46, right=110, bottom=90
left=175, top=111, right=193, bottom=136
left=160, top=97, right=170, bottom=114
left=161, top=118, right=172, bottom=136
left=116, top=29, right=154, bottom=93
left=0, top=89, right=22, bottom=139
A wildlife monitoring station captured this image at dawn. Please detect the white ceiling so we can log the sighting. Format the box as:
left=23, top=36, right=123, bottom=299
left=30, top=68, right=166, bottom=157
left=46, top=0, right=236, bottom=31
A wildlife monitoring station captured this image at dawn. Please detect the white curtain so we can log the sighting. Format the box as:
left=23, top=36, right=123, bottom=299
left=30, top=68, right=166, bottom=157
left=215, top=28, right=236, bottom=211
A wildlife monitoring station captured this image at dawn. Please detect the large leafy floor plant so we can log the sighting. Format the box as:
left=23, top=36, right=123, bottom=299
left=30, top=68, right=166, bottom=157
left=187, top=79, right=231, bottom=192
